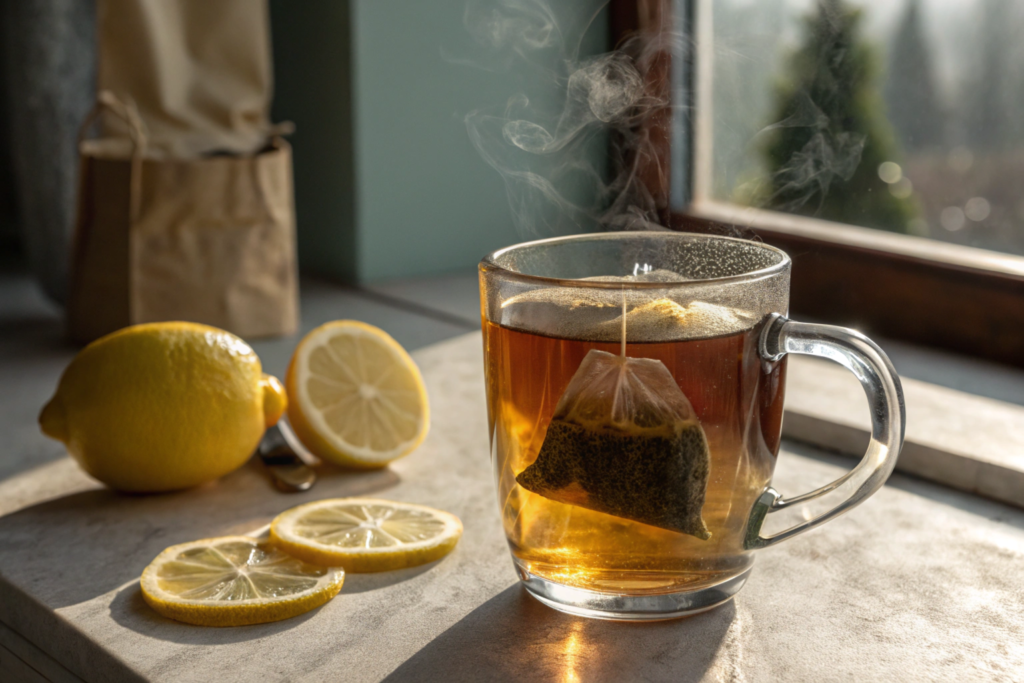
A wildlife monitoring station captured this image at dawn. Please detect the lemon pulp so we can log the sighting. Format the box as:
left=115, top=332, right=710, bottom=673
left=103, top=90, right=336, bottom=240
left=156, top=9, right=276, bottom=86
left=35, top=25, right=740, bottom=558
left=270, top=498, right=462, bottom=572
left=141, top=536, right=344, bottom=627
left=286, top=321, right=429, bottom=468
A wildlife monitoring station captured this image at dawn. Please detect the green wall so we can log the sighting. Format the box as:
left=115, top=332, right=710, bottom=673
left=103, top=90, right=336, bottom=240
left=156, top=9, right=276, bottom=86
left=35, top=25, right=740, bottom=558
left=272, top=0, right=607, bottom=283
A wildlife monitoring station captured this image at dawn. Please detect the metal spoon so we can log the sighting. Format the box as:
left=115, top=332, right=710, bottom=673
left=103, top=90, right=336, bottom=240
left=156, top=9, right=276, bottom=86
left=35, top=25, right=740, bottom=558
left=258, top=423, right=317, bottom=492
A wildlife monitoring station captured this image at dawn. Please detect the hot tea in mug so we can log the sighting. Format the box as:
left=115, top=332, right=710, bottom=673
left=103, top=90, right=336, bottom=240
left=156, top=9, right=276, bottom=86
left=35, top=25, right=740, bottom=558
left=480, top=232, right=904, bottom=620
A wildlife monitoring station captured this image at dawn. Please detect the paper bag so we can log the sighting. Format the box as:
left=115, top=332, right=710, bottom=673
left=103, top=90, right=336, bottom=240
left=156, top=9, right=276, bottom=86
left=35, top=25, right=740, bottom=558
left=67, top=93, right=299, bottom=343
left=96, top=0, right=273, bottom=158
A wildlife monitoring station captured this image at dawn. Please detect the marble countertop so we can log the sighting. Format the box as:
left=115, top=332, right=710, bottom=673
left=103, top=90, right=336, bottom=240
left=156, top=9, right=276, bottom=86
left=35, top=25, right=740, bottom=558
left=2, top=332, right=1023, bottom=682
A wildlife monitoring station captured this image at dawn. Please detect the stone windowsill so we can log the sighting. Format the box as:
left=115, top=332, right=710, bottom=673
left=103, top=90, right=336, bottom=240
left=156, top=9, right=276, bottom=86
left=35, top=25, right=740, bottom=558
left=784, top=355, right=1024, bottom=508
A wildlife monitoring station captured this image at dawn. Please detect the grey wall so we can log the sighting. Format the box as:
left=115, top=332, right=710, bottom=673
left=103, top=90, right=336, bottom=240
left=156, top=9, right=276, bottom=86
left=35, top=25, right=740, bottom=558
left=272, top=0, right=608, bottom=284
left=1, top=0, right=95, bottom=299
left=0, top=5, right=16, bottom=253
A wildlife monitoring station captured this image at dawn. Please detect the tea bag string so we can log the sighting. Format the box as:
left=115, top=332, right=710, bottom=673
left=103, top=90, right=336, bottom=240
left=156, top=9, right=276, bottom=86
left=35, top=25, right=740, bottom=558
left=620, top=287, right=627, bottom=358
left=608, top=285, right=628, bottom=426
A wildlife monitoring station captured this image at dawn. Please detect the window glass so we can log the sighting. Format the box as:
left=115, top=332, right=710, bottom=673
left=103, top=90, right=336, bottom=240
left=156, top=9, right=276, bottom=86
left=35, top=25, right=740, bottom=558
left=709, top=0, right=1024, bottom=256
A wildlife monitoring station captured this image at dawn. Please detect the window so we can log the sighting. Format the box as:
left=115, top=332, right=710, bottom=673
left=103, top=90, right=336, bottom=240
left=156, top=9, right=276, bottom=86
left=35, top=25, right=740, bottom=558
left=612, top=0, right=1024, bottom=367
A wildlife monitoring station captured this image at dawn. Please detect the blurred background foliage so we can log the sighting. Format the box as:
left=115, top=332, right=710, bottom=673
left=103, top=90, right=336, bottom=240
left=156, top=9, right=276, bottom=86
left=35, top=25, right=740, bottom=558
left=713, top=0, right=1024, bottom=254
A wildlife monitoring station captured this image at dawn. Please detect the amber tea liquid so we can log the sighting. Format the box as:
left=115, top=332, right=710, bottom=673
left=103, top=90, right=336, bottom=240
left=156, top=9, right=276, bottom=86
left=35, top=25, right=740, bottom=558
left=484, top=319, right=787, bottom=595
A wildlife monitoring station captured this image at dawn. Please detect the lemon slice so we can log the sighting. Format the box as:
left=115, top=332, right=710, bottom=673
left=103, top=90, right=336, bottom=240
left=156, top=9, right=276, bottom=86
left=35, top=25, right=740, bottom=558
left=286, top=321, right=429, bottom=468
left=270, top=498, right=463, bottom=572
left=141, top=536, right=344, bottom=627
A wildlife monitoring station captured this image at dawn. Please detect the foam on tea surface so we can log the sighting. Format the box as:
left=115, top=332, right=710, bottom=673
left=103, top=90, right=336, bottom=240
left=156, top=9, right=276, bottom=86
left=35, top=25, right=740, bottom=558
left=596, top=298, right=754, bottom=342
left=516, top=348, right=712, bottom=539
left=500, top=270, right=757, bottom=343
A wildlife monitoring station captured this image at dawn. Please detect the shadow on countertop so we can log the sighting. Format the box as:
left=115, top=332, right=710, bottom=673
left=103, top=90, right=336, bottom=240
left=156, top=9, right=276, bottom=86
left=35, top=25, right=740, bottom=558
left=0, top=461, right=401, bottom=610
left=107, top=583, right=324, bottom=646
left=106, top=559, right=445, bottom=646
left=382, top=585, right=739, bottom=683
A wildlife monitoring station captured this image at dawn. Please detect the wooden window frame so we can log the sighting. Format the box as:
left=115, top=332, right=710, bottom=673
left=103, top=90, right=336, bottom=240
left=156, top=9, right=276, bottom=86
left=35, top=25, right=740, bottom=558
left=610, top=0, right=1024, bottom=367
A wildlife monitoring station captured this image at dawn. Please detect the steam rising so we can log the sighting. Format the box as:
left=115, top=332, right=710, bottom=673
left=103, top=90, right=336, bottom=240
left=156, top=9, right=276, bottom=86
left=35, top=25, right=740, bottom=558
left=463, top=0, right=675, bottom=237
left=462, top=0, right=871, bottom=238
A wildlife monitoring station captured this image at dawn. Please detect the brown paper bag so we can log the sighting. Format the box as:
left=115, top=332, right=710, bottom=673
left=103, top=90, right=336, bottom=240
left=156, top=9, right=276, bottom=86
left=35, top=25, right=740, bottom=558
left=67, top=93, right=299, bottom=343
left=96, top=0, right=274, bottom=158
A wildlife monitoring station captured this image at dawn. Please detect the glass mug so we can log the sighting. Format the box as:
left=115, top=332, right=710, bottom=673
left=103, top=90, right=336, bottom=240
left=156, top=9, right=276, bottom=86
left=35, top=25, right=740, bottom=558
left=479, top=232, right=905, bottom=620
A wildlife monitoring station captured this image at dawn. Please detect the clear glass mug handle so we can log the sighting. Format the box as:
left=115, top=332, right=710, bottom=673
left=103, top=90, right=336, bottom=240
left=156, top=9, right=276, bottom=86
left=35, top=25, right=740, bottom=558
left=745, top=314, right=906, bottom=550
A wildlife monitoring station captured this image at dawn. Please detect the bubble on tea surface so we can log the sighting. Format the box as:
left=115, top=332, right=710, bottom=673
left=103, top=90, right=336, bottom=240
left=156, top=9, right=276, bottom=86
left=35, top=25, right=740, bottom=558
left=516, top=349, right=712, bottom=540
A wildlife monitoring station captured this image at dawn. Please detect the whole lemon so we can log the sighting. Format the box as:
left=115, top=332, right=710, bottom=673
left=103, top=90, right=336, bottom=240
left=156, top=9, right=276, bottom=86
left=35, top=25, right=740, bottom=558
left=39, top=322, right=287, bottom=493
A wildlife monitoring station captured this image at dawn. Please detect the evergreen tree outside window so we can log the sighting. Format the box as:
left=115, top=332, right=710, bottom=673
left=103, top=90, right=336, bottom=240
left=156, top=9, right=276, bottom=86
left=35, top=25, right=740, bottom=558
left=760, top=0, right=915, bottom=234
left=609, top=0, right=1024, bottom=363
left=963, top=0, right=1016, bottom=151
left=884, top=0, right=944, bottom=152
left=706, top=0, right=1024, bottom=257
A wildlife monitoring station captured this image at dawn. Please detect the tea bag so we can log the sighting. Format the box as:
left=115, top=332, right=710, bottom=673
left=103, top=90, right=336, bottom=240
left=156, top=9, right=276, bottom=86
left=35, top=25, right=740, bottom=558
left=516, top=347, right=712, bottom=540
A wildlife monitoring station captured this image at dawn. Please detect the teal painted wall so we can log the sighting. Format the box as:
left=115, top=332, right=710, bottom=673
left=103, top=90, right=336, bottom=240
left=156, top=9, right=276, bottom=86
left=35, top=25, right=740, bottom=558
left=272, top=0, right=608, bottom=283
left=351, top=0, right=522, bottom=283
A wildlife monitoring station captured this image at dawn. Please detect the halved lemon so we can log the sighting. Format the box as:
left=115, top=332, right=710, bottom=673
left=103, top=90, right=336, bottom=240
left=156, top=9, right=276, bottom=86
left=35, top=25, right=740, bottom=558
left=269, top=498, right=463, bottom=572
left=140, top=536, right=344, bottom=627
left=286, top=321, right=429, bottom=468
